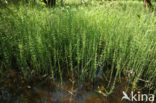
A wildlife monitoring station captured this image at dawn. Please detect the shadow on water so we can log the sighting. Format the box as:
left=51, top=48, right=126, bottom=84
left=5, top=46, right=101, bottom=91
left=0, top=70, right=142, bottom=103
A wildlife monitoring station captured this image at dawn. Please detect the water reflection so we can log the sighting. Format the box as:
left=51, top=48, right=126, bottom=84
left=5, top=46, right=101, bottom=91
left=0, top=70, right=138, bottom=103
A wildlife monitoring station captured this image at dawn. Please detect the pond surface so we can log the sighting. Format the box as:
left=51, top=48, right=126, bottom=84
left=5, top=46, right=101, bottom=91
left=0, top=69, right=139, bottom=103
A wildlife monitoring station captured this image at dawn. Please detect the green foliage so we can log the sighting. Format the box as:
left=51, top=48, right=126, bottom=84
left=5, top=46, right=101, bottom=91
left=0, top=1, right=156, bottom=94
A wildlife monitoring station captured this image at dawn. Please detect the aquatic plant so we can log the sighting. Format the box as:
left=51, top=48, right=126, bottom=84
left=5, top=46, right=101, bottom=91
left=0, top=1, right=156, bottom=95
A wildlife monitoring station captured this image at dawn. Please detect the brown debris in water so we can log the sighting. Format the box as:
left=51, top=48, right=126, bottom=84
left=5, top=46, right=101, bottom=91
left=0, top=69, right=149, bottom=103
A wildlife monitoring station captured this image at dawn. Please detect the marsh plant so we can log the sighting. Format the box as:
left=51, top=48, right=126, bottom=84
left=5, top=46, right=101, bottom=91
left=0, top=1, right=156, bottom=95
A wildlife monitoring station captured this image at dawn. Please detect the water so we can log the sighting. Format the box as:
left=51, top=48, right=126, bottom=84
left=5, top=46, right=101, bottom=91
left=0, top=70, right=138, bottom=103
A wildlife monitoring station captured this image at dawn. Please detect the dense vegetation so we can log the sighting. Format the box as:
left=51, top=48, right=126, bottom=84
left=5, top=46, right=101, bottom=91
left=0, top=0, right=156, bottom=95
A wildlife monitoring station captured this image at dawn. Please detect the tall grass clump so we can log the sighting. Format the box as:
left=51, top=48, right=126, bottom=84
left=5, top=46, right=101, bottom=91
left=0, top=1, right=156, bottom=94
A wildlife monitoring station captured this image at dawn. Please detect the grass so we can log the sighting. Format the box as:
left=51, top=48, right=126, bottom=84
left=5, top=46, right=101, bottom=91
left=0, top=1, right=156, bottom=95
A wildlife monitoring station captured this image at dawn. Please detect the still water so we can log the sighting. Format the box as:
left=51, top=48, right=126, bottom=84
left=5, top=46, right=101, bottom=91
left=0, top=70, right=138, bottom=103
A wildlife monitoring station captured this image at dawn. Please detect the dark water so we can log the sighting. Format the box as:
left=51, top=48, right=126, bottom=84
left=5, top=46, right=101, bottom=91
left=0, top=70, right=139, bottom=103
